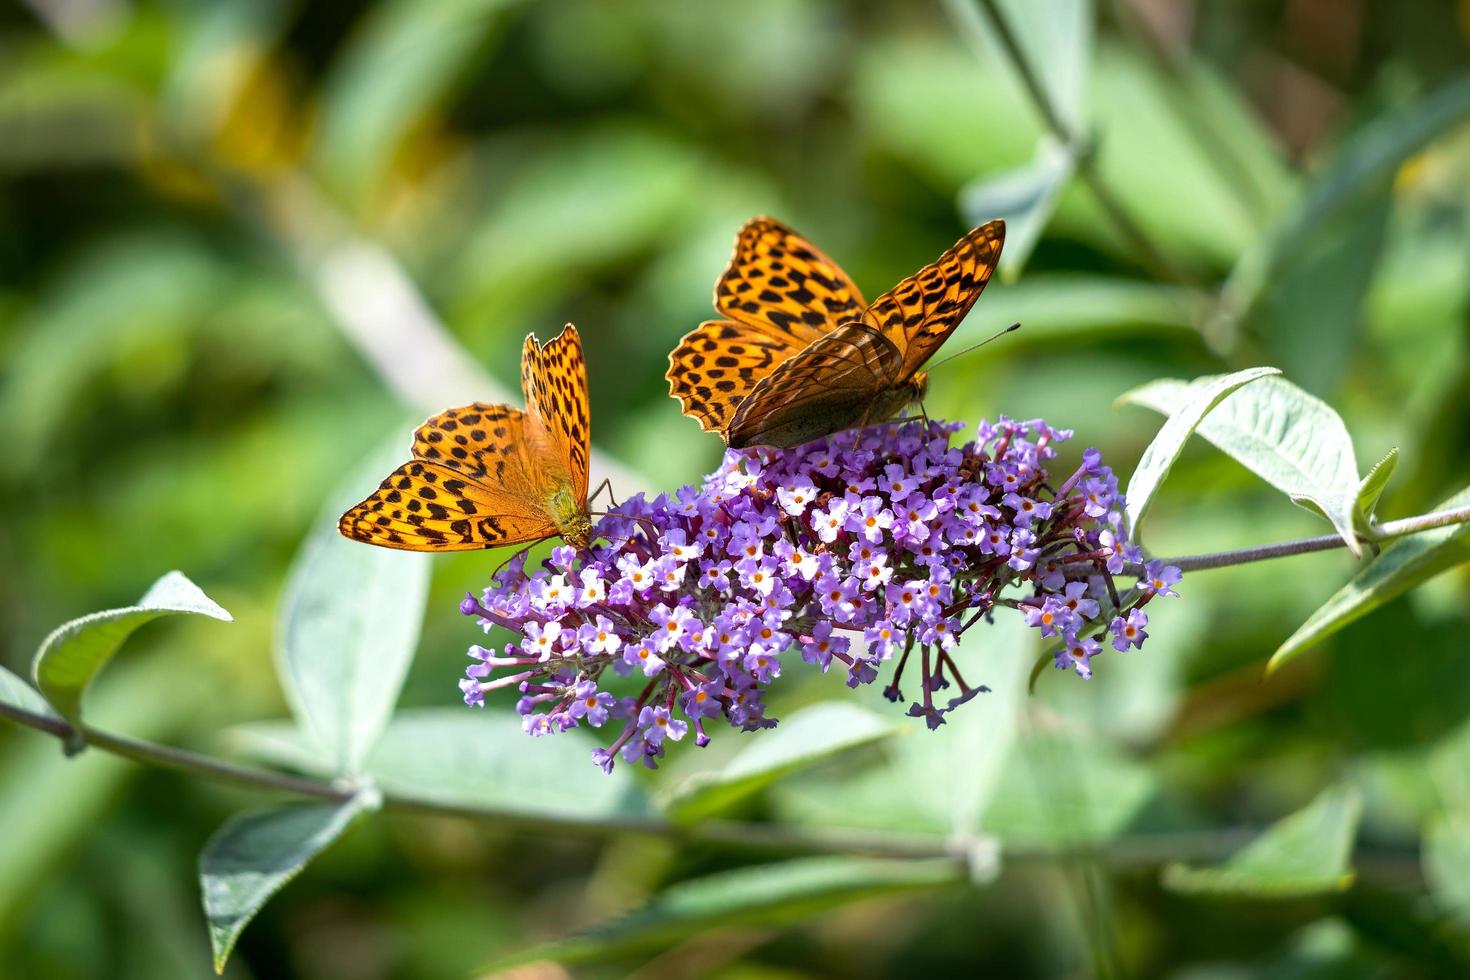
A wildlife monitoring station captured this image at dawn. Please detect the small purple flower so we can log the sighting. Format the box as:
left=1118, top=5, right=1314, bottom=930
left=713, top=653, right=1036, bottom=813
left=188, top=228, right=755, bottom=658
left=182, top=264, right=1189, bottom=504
left=568, top=680, right=614, bottom=726
left=1056, top=633, right=1101, bottom=679
left=1140, top=561, right=1183, bottom=598
left=1111, top=609, right=1149, bottom=652
left=638, top=705, right=689, bottom=744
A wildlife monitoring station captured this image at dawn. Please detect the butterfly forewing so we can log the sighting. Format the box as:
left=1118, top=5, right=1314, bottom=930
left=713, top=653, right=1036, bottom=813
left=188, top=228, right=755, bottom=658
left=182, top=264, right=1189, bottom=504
left=715, top=217, right=867, bottom=345
left=865, top=220, right=1005, bottom=377
left=520, top=325, right=591, bottom=501
left=340, top=324, right=595, bottom=553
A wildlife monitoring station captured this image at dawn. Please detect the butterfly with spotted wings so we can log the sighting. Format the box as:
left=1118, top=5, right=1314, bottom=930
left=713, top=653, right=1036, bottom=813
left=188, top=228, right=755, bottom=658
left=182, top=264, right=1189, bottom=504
left=667, top=217, right=1005, bottom=449
left=339, top=324, right=595, bottom=553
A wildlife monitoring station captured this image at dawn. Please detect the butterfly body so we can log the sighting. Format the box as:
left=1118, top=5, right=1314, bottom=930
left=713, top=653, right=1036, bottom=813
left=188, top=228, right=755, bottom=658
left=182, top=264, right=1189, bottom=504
left=339, top=324, right=595, bottom=554
left=668, top=218, right=1003, bottom=449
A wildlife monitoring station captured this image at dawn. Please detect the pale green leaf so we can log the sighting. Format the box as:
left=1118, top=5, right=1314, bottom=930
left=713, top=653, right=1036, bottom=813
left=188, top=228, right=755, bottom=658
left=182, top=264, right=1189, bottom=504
left=661, top=703, right=898, bottom=822
left=1122, top=367, right=1280, bottom=541
left=201, top=794, right=376, bottom=973
left=1268, top=483, right=1470, bottom=675
left=481, top=856, right=962, bottom=971
left=1163, top=785, right=1361, bottom=897
left=277, top=437, right=431, bottom=776
left=33, top=571, right=232, bottom=727
left=364, top=709, right=652, bottom=826
left=0, top=665, right=59, bottom=722
left=1423, top=813, right=1470, bottom=923
left=1121, top=374, right=1363, bottom=555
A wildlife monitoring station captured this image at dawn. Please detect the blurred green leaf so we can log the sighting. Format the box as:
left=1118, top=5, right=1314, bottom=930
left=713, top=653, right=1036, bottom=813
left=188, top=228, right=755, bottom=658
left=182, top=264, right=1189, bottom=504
left=947, top=0, right=1093, bottom=135
left=276, top=525, right=429, bottom=777
left=1423, top=813, right=1470, bottom=924
left=482, top=856, right=962, bottom=970
left=1256, top=192, right=1390, bottom=395
left=977, top=275, right=1202, bottom=343
left=1355, top=448, right=1399, bottom=528
left=315, top=0, right=524, bottom=206
left=1122, top=374, right=1363, bottom=555
left=364, top=709, right=653, bottom=826
left=1269, top=482, right=1470, bottom=675
left=0, top=665, right=59, bottom=721
left=960, top=138, right=1075, bottom=278
left=1123, top=366, right=1280, bottom=542
left=200, top=793, right=377, bottom=973
left=0, top=231, right=224, bottom=473
left=980, top=729, right=1154, bottom=848
left=32, top=571, right=232, bottom=728
left=661, top=703, right=897, bottom=823
left=1222, top=74, right=1470, bottom=331
left=1163, top=785, right=1361, bottom=897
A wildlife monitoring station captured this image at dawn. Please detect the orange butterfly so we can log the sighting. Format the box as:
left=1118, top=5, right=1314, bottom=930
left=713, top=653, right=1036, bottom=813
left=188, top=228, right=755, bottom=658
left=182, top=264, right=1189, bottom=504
left=667, top=217, right=1005, bottom=449
left=339, top=324, right=595, bottom=552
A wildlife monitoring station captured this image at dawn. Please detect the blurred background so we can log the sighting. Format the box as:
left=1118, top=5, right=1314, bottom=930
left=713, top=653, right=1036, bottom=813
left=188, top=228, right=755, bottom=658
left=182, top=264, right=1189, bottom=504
left=3, top=0, right=1470, bottom=976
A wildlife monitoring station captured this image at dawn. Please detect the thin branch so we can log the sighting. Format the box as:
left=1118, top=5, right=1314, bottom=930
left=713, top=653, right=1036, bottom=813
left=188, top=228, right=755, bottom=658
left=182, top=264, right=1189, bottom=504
left=1137, top=503, right=1470, bottom=573
left=0, top=694, right=1429, bottom=881
left=969, top=0, right=1196, bottom=287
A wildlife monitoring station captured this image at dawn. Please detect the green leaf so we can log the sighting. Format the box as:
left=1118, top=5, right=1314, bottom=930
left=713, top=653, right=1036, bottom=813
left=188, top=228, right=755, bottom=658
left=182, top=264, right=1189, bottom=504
left=1268, top=483, right=1470, bottom=675
left=1423, top=813, right=1470, bottom=923
left=314, top=0, right=523, bottom=207
left=200, top=794, right=376, bottom=973
left=1355, top=447, right=1399, bottom=529
left=959, top=138, right=1075, bottom=279
left=1220, top=74, right=1470, bottom=333
left=0, top=664, right=59, bottom=722
left=1122, top=367, right=1280, bottom=541
left=32, top=571, right=232, bottom=728
left=277, top=444, right=430, bottom=775
left=981, top=730, right=1155, bottom=848
left=364, top=709, right=652, bottom=826
left=482, top=856, right=962, bottom=971
left=947, top=0, right=1093, bottom=136
left=661, top=703, right=898, bottom=822
left=1162, top=785, right=1361, bottom=897
left=1121, top=373, right=1363, bottom=555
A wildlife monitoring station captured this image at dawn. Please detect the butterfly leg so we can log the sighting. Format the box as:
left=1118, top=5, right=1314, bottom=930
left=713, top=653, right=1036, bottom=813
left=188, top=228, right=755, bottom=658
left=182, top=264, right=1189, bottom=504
left=488, top=536, right=553, bottom=585
left=587, top=476, right=619, bottom=509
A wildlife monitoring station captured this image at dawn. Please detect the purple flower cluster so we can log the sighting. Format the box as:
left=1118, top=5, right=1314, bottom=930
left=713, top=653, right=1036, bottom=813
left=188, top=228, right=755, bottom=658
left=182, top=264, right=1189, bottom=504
left=459, top=419, right=1179, bottom=772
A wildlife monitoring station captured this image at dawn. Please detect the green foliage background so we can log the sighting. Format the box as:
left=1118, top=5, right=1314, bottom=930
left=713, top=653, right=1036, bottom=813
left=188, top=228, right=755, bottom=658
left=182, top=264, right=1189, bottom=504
left=2, top=0, right=1470, bottom=976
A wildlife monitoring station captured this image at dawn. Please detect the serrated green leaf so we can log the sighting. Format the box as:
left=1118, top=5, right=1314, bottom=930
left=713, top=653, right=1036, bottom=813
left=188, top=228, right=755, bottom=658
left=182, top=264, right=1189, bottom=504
left=277, top=439, right=431, bottom=776
left=1355, top=447, right=1399, bottom=529
left=364, top=709, right=652, bottom=825
left=1423, top=813, right=1470, bottom=923
left=1121, top=373, right=1363, bottom=555
left=201, top=794, right=376, bottom=973
left=0, top=664, right=59, bottom=722
left=481, top=856, right=962, bottom=971
left=1162, top=785, right=1361, bottom=897
left=662, top=703, right=898, bottom=822
left=32, top=571, right=232, bottom=728
left=1268, top=483, right=1470, bottom=675
left=1122, top=366, right=1280, bottom=541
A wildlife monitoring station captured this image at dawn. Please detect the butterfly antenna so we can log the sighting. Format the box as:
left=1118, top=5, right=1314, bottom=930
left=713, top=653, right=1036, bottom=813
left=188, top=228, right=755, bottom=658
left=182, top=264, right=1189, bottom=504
left=927, top=321, right=1021, bottom=373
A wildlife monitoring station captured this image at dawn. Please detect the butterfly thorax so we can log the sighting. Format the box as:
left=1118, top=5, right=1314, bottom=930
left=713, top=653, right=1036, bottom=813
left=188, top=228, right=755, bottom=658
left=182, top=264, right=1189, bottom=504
left=863, top=371, right=928, bottom=427
left=547, top=483, right=593, bottom=551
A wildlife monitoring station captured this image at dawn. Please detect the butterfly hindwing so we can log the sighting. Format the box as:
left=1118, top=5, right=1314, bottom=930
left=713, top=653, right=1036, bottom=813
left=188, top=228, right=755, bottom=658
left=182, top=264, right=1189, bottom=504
left=715, top=217, right=866, bottom=345
left=725, top=324, right=904, bottom=449
left=666, top=318, right=807, bottom=433
left=865, top=220, right=1005, bottom=376
left=338, top=459, right=557, bottom=552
